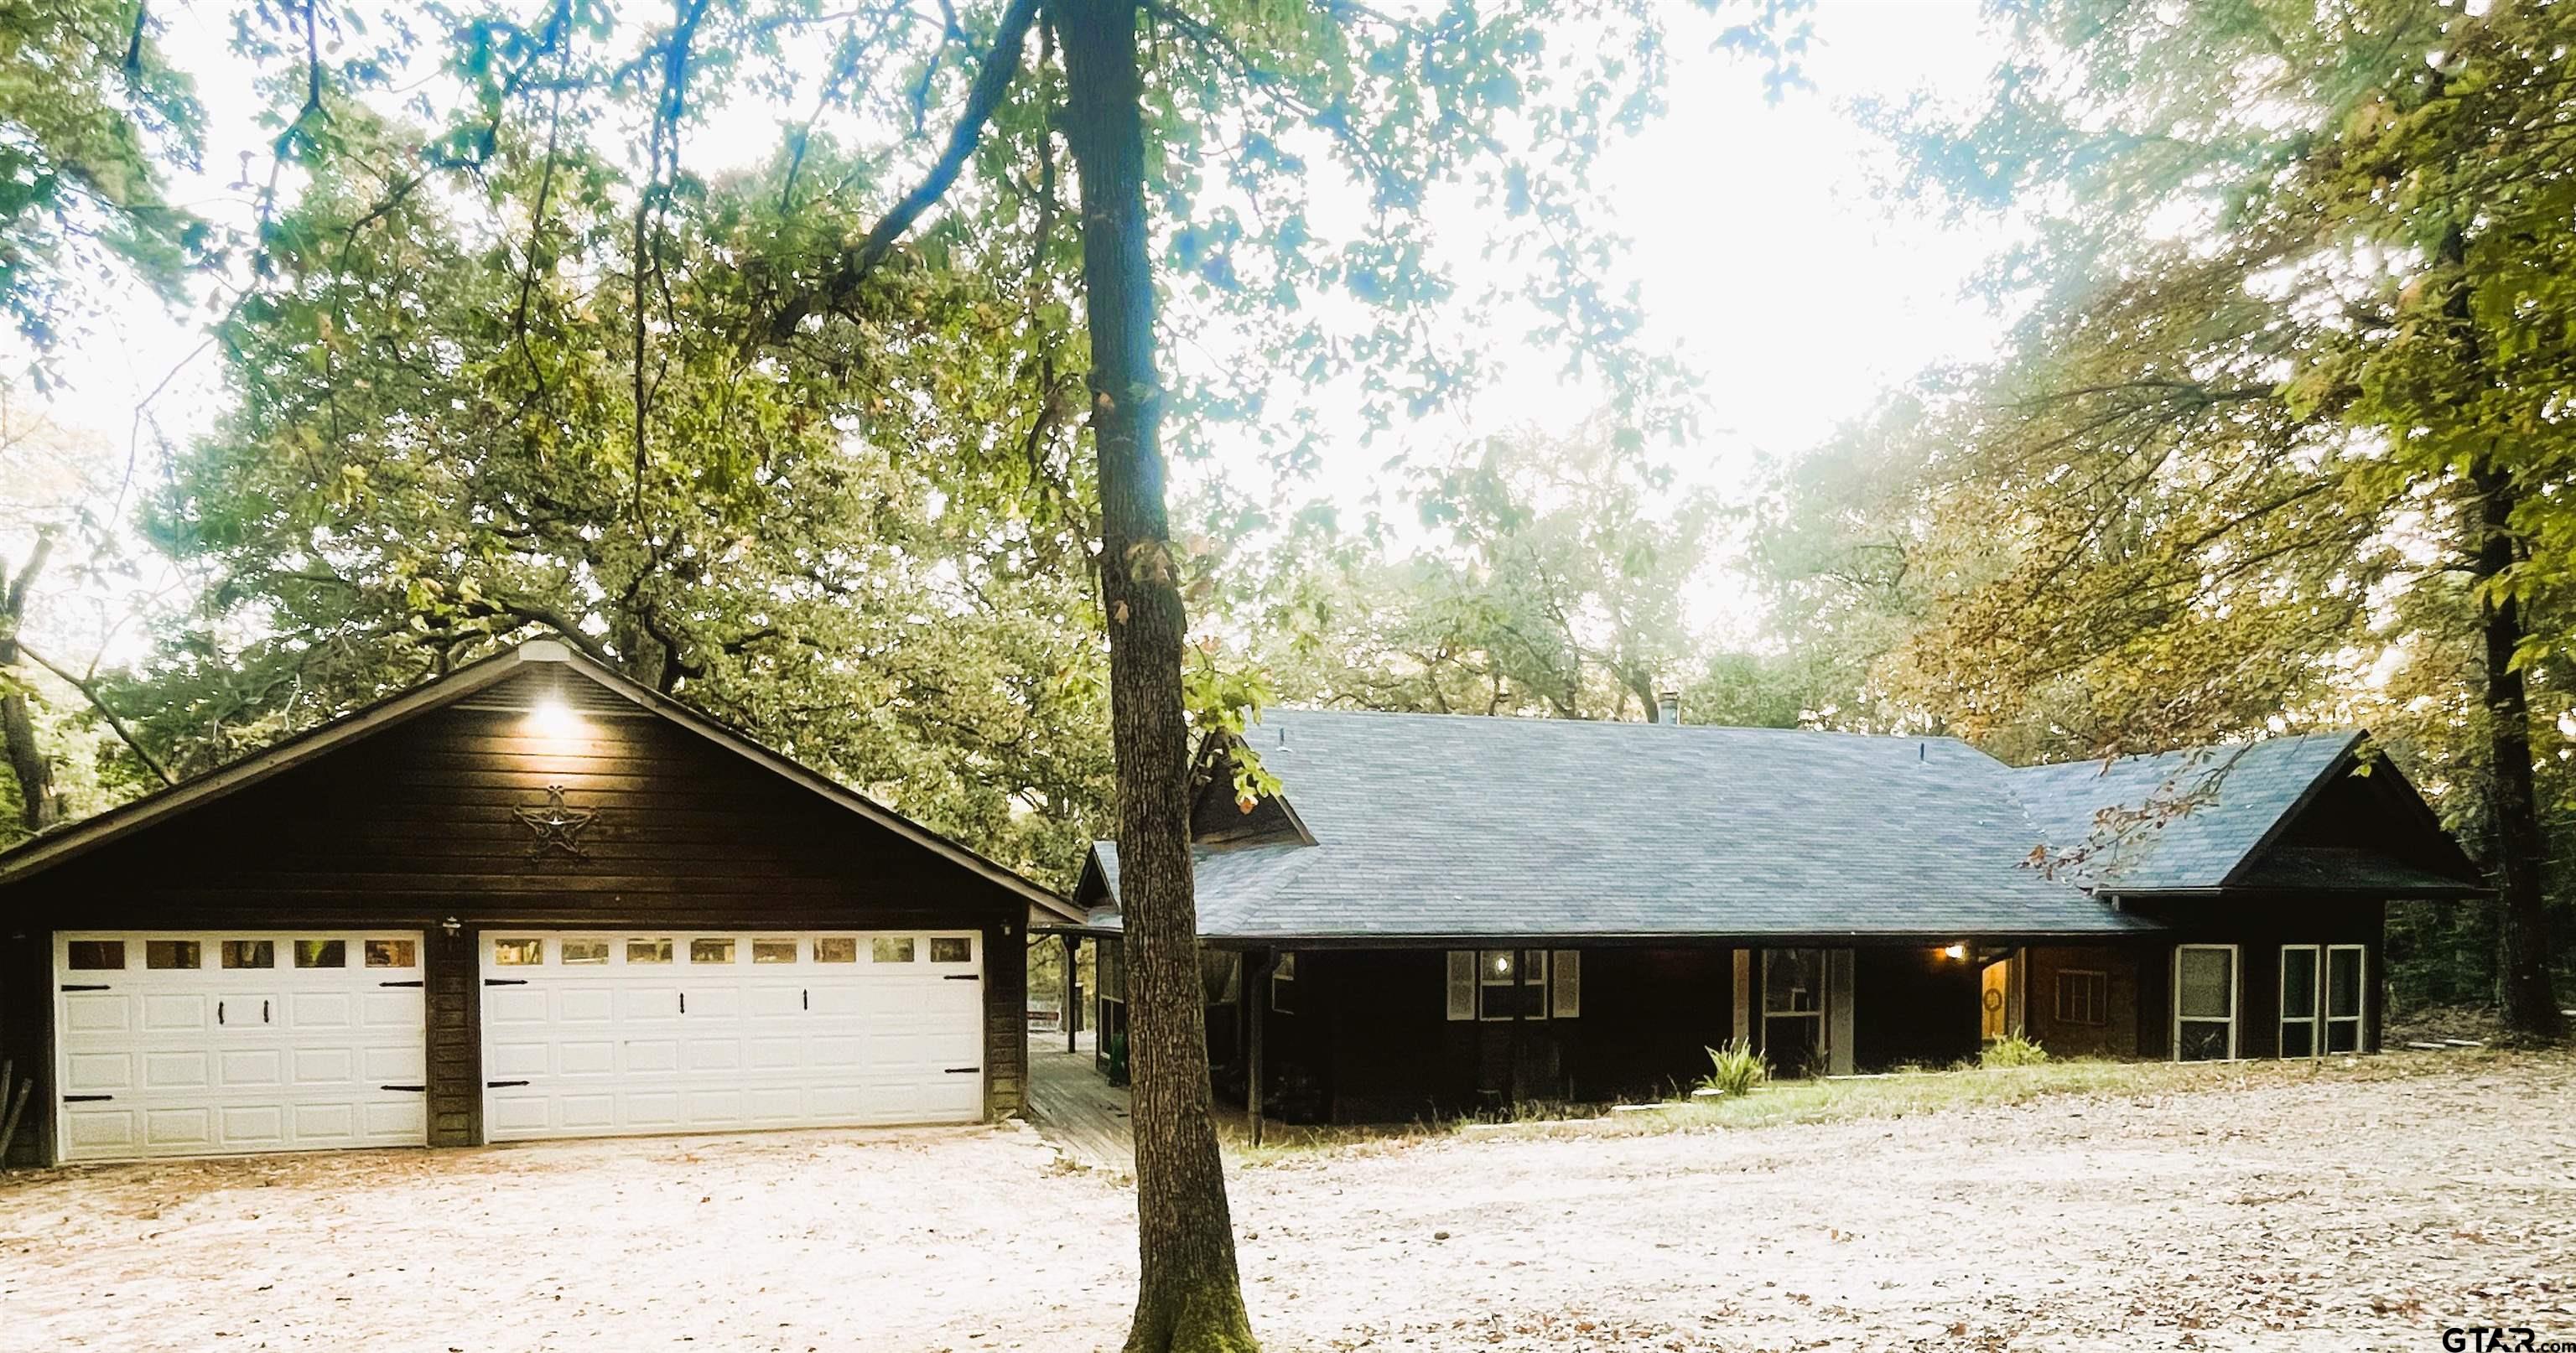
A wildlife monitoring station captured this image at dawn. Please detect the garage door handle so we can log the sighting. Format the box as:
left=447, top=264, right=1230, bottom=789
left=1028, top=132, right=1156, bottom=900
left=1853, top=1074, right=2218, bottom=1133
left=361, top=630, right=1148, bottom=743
left=381, top=1084, right=426, bottom=1093
left=943, top=974, right=979, bottom=982
left=679, top=992, right=686, bottom=1014
left=64, top=1094, right=113, bottom=1103
left=483, top=978, right=528, bottom=987
left=945, top=1066, right=980, bottom=1075
left=217, top=1000, right=225, bottom=1024
left=262, top=1000, right=270, bottom=1024
left=59, top=983, right=109, bottom=992
left=486, top=1080, right=529, bottom=1089
left=379, top=979, right=423, bottom=988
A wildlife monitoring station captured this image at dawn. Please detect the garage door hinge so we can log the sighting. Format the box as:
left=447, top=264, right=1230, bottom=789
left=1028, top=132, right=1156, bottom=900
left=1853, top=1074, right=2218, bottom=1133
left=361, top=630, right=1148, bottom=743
left=381, top=1084, right=426, bottom=1093
left=379, top=979, right=424, bottom=988
left=943, top=974, right=979, bottom=982
left=62, top=1094, right=112, bottom=1103
left=944, top=1066, right=981, bottom=1075
left=483, top=978, right=528, bottom=986
left=58, top=983, right=109, bottom=992
left=486, top=1080, right=530, bottom=1089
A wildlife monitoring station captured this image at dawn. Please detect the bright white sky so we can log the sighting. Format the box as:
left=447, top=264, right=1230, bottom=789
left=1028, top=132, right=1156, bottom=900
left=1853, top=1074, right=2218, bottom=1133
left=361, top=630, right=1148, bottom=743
left=16, top=0, right=2011, bottom=661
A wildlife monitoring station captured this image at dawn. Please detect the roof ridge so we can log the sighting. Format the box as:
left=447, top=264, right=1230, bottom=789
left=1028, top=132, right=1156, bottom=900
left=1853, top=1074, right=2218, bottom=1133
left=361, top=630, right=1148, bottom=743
left=1258, top=706, right=1983, bottom=744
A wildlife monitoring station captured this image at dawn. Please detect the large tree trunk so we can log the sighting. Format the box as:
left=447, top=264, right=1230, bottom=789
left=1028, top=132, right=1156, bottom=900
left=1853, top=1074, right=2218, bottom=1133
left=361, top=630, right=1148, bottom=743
left=2471, top=464, right=2563, bottom=1040
left=2438, top=208, right=2562, bottom=1043
left=0, top=536, right=58, bottom=836
left=1053, top=4, right=1259, bottom=1350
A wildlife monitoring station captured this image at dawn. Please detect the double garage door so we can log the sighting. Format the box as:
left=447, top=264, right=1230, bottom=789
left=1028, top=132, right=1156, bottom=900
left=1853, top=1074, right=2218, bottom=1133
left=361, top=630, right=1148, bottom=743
left=53, top=931, right=431, bottom=1163
left=52, top=928, right=984, bottom=1163
left=481, top=930, right=985, bottom=1141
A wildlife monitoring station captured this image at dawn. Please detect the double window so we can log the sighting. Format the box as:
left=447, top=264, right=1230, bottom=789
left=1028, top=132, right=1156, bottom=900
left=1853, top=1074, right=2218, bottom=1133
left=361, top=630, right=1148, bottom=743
left=2174, top=942, right=2369, bottom=1061
left=1444, top=949, right=1580, bottom=1021
left=2280, top=944, right=2366, bottom=1058
left=2054, top=970, right=2109, bottom=1027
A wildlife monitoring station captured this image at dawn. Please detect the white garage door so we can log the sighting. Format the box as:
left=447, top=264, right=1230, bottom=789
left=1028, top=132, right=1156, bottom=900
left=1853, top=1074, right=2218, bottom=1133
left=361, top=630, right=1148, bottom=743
left=53, top=931, right=429, bottom=1163
left=480, top=930, right=986, bottom=1142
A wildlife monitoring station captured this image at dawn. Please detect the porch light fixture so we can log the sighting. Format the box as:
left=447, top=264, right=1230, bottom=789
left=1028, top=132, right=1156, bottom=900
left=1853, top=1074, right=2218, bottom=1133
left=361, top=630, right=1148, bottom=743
left=1942, top=943, right=1967, bottom=961
left=527, top=696, right=584, bottom=739
left=1492, top=952, right=1513, bottom=976
left=441, top=916, right=461, bottom=938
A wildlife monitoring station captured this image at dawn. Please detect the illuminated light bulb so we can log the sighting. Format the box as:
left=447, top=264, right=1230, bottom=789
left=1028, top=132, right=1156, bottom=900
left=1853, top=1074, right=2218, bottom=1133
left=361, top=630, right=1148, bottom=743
left=1942, top=943, right=1967, bottom=961
left=527, top=697, right=583, bottom=739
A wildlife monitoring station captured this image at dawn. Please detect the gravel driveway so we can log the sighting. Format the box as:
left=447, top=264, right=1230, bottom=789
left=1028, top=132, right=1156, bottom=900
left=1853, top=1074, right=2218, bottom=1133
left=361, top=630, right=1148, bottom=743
left=3, top=1053, right=2570, bottom=1351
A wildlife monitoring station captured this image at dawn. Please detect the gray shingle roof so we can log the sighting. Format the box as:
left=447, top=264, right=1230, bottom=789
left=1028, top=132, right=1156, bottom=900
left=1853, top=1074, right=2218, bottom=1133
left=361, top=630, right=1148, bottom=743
left=2006, top=732, right=2361, bottom=892
left=1093, top=711, right=2165, bottom=941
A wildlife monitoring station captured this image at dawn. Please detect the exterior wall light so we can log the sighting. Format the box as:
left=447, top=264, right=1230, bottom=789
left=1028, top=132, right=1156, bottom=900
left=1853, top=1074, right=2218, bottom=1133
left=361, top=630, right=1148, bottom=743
left=527, top=697, right=583, bottom=739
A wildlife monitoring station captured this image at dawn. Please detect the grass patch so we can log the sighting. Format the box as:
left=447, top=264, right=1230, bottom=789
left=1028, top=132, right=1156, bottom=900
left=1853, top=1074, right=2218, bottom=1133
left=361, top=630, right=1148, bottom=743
left=1223, top=1047, right=2519, bottom=1164
left=1511, top=1048, right=2509, bottom=1143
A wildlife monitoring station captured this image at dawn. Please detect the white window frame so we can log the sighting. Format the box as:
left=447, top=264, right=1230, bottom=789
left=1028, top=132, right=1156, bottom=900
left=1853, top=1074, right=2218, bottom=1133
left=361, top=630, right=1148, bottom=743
left=2324, top=943, right=2367, bottom=1055
left=1446, top=949, right=1576, bottom=1021
left=2171, top=943, right=2241, bottom=1062
left=1474, top=949, right=1549, bottom=1023
left=1270, top=951, right=1296, bottom=1014
left=1759, top=947, right=1826, bottom=1073
left=2277, top=943, right=2370, bottom=1059
left=2279, top=944, right=2321, bottom=1059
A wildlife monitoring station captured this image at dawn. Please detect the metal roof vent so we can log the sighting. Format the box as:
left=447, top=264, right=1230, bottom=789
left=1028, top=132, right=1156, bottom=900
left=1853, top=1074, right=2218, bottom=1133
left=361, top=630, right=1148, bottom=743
left=1657, top=690, right=1680, bottom=725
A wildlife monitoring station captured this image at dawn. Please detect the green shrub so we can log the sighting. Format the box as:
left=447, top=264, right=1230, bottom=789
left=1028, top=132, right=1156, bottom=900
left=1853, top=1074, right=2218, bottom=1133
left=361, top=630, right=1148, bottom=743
left=1981, top=1029, right=2049, bottom=1068
left=1700, top=1039, right=1768, bottom=1096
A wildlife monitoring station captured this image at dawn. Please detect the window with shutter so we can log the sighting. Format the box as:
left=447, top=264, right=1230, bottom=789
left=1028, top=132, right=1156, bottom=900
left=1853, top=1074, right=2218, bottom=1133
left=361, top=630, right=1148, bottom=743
left=1550, top=950, right=1581, bottom=1019
left=1445, top=951, right=1477, bottom=1020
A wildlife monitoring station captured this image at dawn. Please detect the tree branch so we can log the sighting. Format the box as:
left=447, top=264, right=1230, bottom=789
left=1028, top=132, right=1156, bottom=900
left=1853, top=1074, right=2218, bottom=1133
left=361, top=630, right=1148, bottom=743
left=15, top=640, right=176, bottom=787
left=765, top=0, right=1041, bottom=341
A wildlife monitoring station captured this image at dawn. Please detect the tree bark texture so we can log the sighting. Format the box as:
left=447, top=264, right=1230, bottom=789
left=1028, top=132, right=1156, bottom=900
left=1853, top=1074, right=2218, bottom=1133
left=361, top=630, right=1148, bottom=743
left=2471, top=464, right=2563, bottom=1039
left=1053, top=3, right=1259, bottom=1350
left=1, top=536, right=58, bottom=835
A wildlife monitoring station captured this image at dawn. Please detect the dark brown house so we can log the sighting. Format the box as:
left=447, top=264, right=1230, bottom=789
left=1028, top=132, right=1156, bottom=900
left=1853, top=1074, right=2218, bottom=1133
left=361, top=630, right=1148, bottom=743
left=1057, top=711, right=2486, bottom=1128
left=0, top=639, right=1076, bottom=1166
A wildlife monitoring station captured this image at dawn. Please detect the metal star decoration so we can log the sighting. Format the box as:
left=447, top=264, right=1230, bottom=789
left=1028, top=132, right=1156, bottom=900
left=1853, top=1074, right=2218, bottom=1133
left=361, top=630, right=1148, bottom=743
left=514, top=785, right=597, bottom=860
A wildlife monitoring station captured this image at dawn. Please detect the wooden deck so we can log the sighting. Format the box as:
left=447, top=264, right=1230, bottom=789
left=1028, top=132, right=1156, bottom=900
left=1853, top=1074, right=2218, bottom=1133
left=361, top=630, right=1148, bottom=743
left=1028, top=1033, right=1135, bottom=1174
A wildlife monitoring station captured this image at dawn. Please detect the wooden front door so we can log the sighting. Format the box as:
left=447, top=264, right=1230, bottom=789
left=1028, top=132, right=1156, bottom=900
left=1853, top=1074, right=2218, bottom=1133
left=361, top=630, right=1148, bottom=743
left=1981, top=955, right=2012, bottom=1041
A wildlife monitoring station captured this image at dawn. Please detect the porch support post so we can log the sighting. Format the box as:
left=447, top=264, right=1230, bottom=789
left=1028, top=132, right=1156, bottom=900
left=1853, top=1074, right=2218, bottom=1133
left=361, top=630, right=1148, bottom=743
left=1062, top=932, right=1080, bottom=1054
left=1732, top=948, right=1753, bottom=1048
left=1246, top=948, right=1273, bottom=1147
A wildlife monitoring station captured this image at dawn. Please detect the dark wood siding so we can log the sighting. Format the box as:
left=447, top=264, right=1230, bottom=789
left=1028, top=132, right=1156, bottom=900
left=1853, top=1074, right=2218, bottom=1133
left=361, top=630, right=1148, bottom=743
left=425, top=925, right=481, bottom=1147
left=2, top=931, right=49, bottom=1166
left=2021, top=944, right=2147, bottom=1059
left=1296, top=946, right=1737, bottom=1124
left=1564, top=947, right=1732, bottom=1101
left=0, top=665, right=1036, bottom=1160
left=1853, top=946, right=1981, bottom=1070
left=1316, top=949, right=1450, bottom=1123
left=985, top=925, right=1026, bottom=1113
left=2136, top=900, right=2386, bottom=1060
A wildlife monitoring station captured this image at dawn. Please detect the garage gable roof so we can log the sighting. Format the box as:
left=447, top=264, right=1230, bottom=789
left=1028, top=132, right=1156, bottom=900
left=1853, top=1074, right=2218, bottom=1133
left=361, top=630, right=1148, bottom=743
left=0, top=639, right=1079, bottom=921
